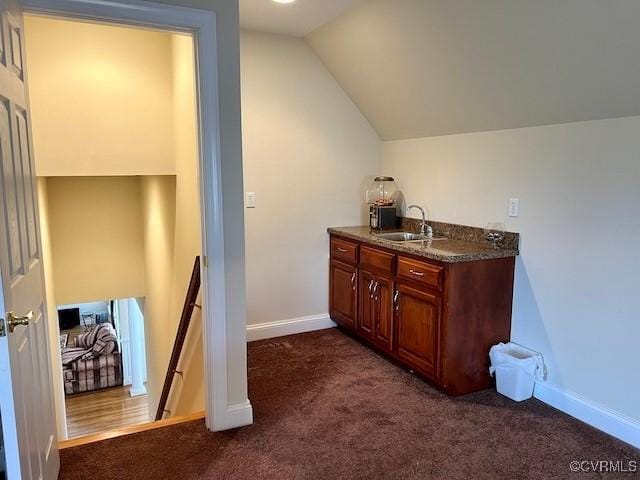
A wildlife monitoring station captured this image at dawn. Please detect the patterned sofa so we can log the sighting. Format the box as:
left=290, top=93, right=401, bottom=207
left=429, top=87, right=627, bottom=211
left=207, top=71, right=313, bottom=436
left=62, top=323, right=123, bottom=395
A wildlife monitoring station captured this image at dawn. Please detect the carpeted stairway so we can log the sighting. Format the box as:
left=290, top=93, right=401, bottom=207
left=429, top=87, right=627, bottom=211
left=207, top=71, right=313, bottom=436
left=59, top=328, right=638, bottom=479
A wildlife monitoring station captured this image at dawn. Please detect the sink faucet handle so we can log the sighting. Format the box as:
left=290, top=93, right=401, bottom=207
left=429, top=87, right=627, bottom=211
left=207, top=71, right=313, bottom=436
left=425, top=224, right=433, bottom=238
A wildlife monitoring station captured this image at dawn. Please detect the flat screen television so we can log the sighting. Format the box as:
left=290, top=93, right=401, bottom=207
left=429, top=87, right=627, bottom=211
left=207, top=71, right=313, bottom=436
left=58, top=308, right=80, bottom=330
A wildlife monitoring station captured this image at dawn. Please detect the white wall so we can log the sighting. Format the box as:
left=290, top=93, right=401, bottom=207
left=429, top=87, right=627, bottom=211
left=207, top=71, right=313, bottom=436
left=382, top=115, right=640, bottom=424
left=24, top=16, right=175, bottom=177
left=45, top=176, right=146, bottom=305
left=240, top=30, right=381, bottom=326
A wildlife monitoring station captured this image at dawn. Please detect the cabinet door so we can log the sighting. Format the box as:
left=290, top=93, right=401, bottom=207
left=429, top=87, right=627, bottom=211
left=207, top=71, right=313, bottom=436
left=395, top=282, right=441, bottom=377
left=358, top=270, right=375, bottom=338
left=373, top=275, right=393, bottom=351
left=329, top=259, right=358, bottom=329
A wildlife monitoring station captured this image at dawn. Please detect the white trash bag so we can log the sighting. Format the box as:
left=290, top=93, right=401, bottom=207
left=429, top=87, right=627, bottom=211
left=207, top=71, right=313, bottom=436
left=489, top=342, right=546, bottom=402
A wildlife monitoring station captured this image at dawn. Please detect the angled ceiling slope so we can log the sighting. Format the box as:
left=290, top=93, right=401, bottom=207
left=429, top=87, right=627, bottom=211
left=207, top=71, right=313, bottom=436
left=240, top=0, right=368, bottom=37
left=307, top=0, right=640, bottom=140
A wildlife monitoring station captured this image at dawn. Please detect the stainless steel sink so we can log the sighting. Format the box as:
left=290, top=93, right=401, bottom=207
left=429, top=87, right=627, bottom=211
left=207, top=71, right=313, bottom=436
left=375, top=232, right=446, bottom=242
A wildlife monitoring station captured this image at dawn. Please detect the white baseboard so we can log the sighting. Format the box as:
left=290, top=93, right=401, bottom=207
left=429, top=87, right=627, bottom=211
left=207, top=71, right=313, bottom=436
left=129, top=386, right=147, bottom=397
left=246, top=314, right=336, bottom=342
left=534, top=382, right=640, bottom=449
left=208, top=400, right=253, bottom=432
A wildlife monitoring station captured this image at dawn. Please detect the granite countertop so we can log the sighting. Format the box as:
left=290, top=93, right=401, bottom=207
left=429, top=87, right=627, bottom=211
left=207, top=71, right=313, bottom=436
left=328, top=226, right=519, bottom=263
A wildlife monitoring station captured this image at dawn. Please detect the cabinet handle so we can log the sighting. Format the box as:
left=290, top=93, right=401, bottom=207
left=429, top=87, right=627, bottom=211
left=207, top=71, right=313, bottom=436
left=368, top=279, right=374, bottom=295
left=393, top=290, right=399, bottom=311
left=373, top=281, right=379, bottom=294
left=351, top=272, right=356, bottom=290
left=409, top=269, right=424, bottom=277
left=337, top=247, right=348, bottom=253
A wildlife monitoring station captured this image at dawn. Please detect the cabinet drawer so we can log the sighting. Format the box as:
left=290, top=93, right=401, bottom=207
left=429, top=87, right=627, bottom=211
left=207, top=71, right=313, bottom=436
left=330, top=237, right=358, bottom=264
left=360, top=245, right=395, bottom=274
left=397, top=256, right=443, bottom=290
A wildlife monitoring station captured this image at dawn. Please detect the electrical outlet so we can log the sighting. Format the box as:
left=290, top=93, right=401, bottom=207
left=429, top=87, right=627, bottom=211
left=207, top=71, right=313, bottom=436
left=508, top=197, right=519, bottom=217
left=246, top=192, right=255, bottom=208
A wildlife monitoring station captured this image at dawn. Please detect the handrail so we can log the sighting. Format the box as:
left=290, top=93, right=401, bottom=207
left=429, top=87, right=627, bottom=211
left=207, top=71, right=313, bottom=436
left=155, top=256, right=201, bottom=421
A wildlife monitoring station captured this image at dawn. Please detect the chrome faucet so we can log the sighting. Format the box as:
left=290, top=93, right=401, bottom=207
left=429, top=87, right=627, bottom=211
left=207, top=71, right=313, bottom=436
left=407, top=204, right=433, bottom=238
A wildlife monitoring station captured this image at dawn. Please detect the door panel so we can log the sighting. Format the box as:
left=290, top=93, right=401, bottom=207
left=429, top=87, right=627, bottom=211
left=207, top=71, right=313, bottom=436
left=395, top=282, right=440, bottom=377
left=329, top=260, right=357, bottom=329
left=373, top=275, right=393, bottom=351
left=0, top=15, right=5, bottom=67
left=0, top=1, right=59, bottom=479
left=0, top=98, right=22, bottom=277
left=357, top=270, right=374, bottom=338
left=7, top=16, right=22, bottom=79
left=15, top=107, right=37, bottom=261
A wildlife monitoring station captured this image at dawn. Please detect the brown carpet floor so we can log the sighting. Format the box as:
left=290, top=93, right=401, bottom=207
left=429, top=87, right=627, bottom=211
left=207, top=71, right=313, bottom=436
left=59, top=329, right=638, bottom=479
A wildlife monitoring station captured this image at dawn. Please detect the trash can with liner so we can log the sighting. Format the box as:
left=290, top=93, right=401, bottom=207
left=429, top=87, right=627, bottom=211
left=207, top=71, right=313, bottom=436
left=489, top=342, right=546, bottom=401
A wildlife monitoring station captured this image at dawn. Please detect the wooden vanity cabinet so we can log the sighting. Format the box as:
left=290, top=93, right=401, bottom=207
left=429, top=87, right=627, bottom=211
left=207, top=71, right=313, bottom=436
left=357, top=269, right=375, bottom=337
left=329, top=259, right=358, bottom=330
left=395, top=281, right=441, bottom=380
left=371, top=275, right=393, bottom=351
left=358, top=270, right=394, bottom=351
left=358, top=245, right=395, bottom=351
left=329, top=234, right=516, bottom=396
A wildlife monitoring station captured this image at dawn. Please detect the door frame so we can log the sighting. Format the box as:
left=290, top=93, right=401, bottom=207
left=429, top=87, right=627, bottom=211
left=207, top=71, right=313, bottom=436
left=21, top=0, right=252, bottom=432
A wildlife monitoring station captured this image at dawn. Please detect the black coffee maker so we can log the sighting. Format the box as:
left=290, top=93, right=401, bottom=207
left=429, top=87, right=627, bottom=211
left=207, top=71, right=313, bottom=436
left=366, top=177, right=400, bottom=230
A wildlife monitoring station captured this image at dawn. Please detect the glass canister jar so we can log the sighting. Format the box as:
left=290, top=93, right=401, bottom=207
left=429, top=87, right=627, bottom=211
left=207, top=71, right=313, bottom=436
left=365, top=176, right=399, bottom=206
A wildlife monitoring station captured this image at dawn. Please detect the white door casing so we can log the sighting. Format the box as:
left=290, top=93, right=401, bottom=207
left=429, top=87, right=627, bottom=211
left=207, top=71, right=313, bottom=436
left=21, top=0, right=253, bottom=432
left=0, top=0, right=59, bottom=478
left=127, top=298, right=146, bottom=396
left=114, top=299, right=133, bottom=386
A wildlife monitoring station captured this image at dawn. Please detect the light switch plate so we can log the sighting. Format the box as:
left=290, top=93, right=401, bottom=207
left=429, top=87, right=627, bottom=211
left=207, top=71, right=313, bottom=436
left=246, top=191, right=255, bottom=208
left=508, top=197, right=519, bottom=217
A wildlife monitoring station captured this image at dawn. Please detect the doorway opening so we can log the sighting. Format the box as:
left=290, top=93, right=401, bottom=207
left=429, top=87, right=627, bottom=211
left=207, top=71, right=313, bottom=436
left=0, top=0, right=249, bottom=477
left=57, top=299, right=148, bottom=438
left=24, top=14, right=206, bottom=441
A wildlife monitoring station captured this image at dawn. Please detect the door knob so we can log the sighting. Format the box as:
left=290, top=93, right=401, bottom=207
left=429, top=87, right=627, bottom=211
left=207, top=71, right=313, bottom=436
left=7, top=310, right=33, bottom=333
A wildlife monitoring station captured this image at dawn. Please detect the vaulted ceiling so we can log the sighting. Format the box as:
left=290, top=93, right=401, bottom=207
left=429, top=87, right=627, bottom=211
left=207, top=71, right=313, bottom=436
left=306, top=0, right=640, bottom=140
left=239, top=0, right=368, bottom=37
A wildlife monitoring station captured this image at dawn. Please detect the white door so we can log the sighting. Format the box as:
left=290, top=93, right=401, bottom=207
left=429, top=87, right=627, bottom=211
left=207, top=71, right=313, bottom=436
left=0, top=0, right=59, bottom=478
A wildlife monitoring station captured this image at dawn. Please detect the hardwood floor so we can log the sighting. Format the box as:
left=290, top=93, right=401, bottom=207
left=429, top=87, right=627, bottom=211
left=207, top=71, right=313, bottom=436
left=59, top=411, right=205, bottom=449
left=65, top=386, right=150, bottom=439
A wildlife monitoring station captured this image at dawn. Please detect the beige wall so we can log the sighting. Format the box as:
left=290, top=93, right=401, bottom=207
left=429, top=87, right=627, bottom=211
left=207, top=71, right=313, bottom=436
left=240, top=31, right=381, bottom=326
left=24, top=16, right=175, bottom=176
left=36, top=178, right=67, bottom=440
left=382, top=115, right=640, bottom=423
left=139, top=175, right=177, bottom=416
left=45, top=176, right=146, bottom=305
left=43, top=171, right=202, bottom=419
left=166, top=34, right=204, bottom=416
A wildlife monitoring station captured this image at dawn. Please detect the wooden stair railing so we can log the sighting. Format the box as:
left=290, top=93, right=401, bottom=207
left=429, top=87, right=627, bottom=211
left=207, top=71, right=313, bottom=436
left=155, top=256, right=201, bottom=421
